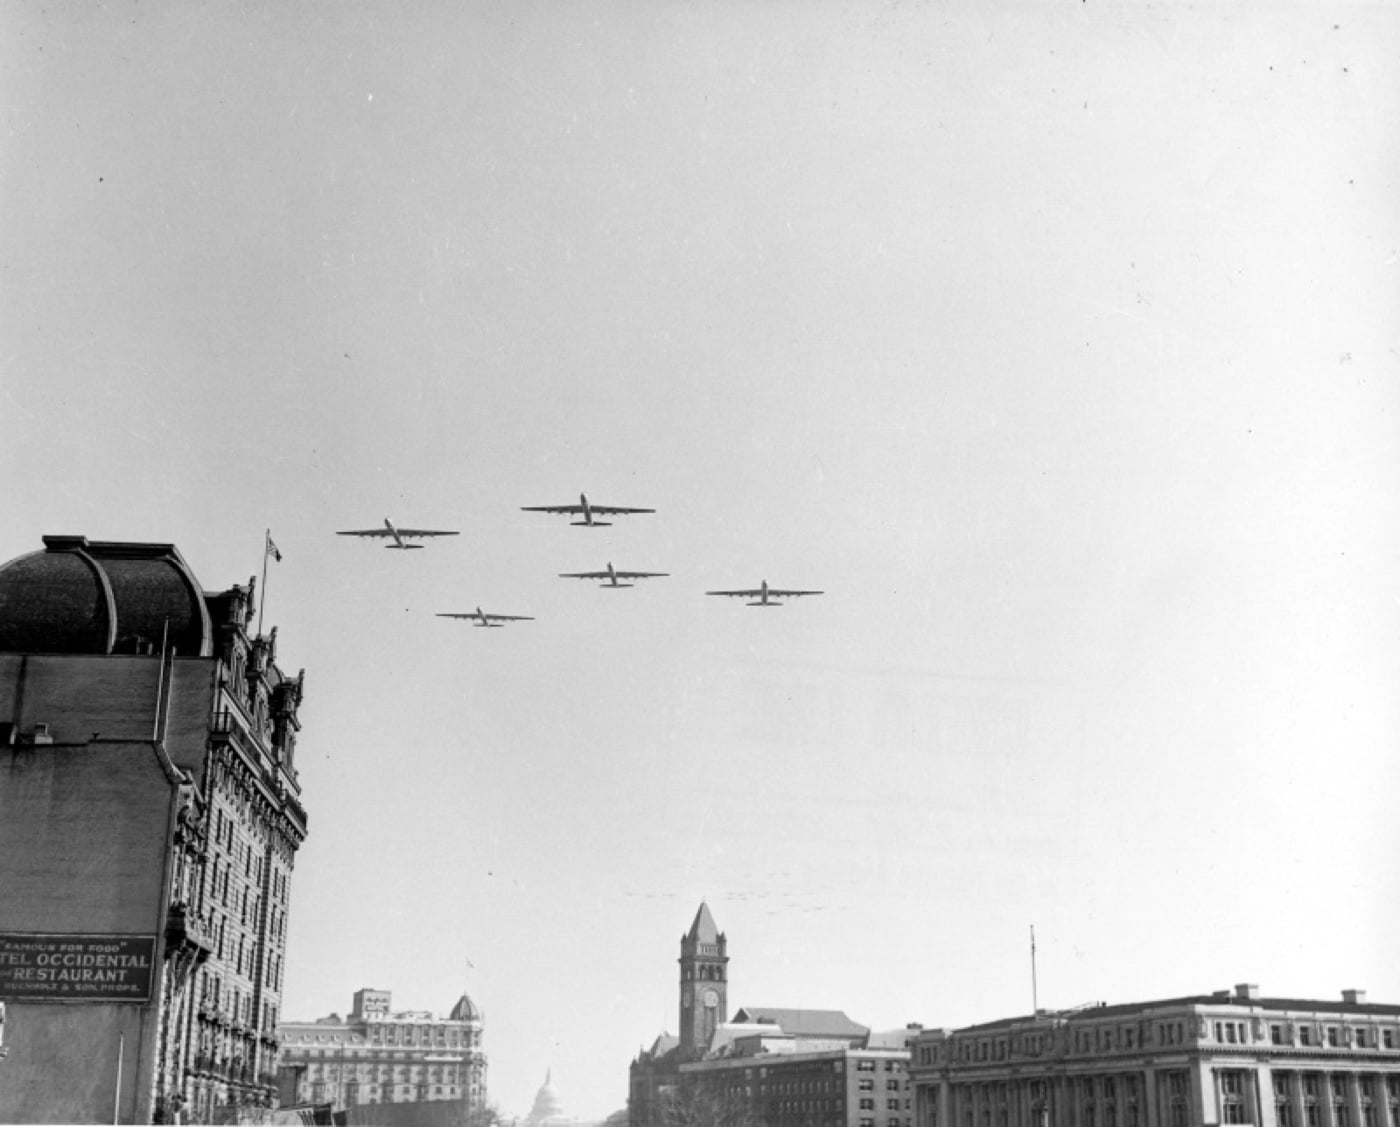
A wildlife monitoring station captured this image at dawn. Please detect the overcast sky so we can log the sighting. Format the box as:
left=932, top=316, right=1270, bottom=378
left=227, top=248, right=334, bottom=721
left=3, top=2, right=1398, bottom=1120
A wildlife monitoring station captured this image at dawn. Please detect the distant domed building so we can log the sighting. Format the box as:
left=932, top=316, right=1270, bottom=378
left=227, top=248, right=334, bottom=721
left=524, top=1071, right=594, bottom=1127
left=526, top=1071, right=565, bottom=1126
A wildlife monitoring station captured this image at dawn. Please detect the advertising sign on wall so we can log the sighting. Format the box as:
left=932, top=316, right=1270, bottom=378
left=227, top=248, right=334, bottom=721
left=0, top=934, right=156, bottom=1002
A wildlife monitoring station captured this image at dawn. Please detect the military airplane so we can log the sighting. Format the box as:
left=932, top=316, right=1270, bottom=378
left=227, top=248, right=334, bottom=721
left=436, top=608, right=534, bottom=628
left=520, top=493, right=654, bottom=527
left=336, top=519, right=460, bottom=549
left=559, top=562, right=669, bottom=588
left=705, top=580, right=824, bottom=607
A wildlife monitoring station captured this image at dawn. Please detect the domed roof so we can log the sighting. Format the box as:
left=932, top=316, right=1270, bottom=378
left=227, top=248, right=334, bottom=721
left=527, top=1071, right=565, bottom=1125
left=449, top=991, right=482, bottom=1023
left=0, top=536, right=212, bottom=657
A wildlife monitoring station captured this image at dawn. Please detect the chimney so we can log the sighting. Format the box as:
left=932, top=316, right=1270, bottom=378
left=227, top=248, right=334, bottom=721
left=1342, top=990, right=1367, bottom=1005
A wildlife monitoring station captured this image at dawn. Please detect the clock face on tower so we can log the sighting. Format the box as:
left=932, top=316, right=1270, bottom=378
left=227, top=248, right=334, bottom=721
left=702, top=988, right=720, bottom=1009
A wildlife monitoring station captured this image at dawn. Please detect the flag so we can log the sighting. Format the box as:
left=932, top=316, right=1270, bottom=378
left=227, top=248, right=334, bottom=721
left=266, top=533, right=282, bottom=562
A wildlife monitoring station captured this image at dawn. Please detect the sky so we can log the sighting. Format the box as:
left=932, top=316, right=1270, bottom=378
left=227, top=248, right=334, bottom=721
left=2, top=1, right=1399, bottom=1119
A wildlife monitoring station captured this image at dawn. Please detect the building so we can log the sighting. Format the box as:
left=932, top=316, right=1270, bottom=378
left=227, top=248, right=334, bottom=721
left=906, top=985, right=1400, bottom=1127
left=278, top=987, right=488, bottom=1123
left=0, top=534, right=310, bottom=1124
left=523, top=1069, right=597, bottom=1127
left=628, top=903, right=913, bottom=1127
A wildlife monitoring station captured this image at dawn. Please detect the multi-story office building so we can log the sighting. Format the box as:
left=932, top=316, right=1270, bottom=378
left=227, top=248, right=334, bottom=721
left=683, top=1033, right=913, bottom=1127
left=0, top=534, right=309, bottom=1124
left=907, top=985, right=1400, bottom=1127
left=628, top=904, right=912, bottom=1127
left=278, top=987, right=488, bottom=1120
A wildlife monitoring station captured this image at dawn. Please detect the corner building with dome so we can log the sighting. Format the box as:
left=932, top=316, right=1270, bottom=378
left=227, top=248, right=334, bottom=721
left=0, top=534, right=310, bottom=1124
left=278, top=987, right=488, bottom=1121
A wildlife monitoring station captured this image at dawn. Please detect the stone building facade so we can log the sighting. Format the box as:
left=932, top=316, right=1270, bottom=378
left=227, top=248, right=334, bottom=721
left=0, top=534, right=309, bottom=1123
left=278, top=987, right=487, bottom=1120
left=906, top=985, right=1400, bottom=1127
left=629, top=903, right=912, bottom=1127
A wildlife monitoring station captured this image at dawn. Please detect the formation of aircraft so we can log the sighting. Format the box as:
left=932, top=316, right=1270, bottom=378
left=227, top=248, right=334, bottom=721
left=706, top=580, right=824, bottom=607
left=435, top=608, right=534, bottom=628
left=336, top=518, right=460, bottom=550
left=559, top=562, right=668, bottom=588
left=520, top=493, right=654, bottom=527
left=336, top=494, right=822, bottom=622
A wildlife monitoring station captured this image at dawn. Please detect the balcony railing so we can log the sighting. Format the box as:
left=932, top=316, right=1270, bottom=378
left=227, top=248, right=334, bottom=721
left=166, top=902, right=217, bottom=960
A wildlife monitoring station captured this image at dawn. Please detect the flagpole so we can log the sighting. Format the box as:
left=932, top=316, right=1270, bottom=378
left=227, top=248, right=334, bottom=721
left=1030, top=924, right=1039, bottom=1015
left=113, top=1031, right=124, bottom=1125
left=257, top=529, right=271, bottom=637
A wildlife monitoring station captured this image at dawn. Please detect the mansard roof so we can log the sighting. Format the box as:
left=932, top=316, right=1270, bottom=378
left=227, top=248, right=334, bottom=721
left=0, top=535, right=212, bottom=657
left=638, top=1033, right=679, bottom=1063
left=731, top=1006, right=869, bottom=1039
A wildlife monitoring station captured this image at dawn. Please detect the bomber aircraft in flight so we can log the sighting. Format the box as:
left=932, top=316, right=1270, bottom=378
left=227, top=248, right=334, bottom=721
left=705, top=580, right=824, bottom=607
left=436, top=607, right=534, bottom=628
left=520, top=493, right=654, bottom=527
left=559, top=562, right=669, bottom=588
left=336, top=518, right=460, bottom=549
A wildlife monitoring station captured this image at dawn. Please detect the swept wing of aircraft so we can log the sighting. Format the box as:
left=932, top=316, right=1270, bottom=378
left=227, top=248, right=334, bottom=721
left=705, top=580, right=824, bottom=607
left=436, top=607, right=534, bottom=628
left=336, top=518, right=460, bottom=549
left=520, top=493, right=654, bottom=527
left=559, top=562, right=668, bottom=588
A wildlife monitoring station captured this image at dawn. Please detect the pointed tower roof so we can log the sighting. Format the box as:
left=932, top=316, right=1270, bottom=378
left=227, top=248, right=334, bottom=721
left=685, top=901, right=721, bottom=944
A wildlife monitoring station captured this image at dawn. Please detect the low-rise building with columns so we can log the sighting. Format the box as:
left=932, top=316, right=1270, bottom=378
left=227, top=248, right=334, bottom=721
left=907, top=985, right=1400, bottom=1127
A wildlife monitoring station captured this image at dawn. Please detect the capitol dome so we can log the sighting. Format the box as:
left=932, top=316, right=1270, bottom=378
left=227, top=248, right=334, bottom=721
left=526, top=1070, right=565, bottom=1126
left=0, top=536, right=211, bottom=657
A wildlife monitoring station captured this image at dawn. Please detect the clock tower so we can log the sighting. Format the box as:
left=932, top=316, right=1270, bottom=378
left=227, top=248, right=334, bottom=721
left=678, top=902, right=728, bottom=1061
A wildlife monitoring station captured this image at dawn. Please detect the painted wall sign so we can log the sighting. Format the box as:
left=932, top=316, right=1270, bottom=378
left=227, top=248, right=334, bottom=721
left=0, top=934, right=156, bottom=1002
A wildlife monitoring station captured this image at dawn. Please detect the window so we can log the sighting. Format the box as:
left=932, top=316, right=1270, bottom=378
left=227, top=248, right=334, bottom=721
left=861, top=1080, right=875, bottom=1091
left=1384, top=1030, right=1395, bottom=1050
left=1273, top=1025, right=1286, bottom=1045
left=1328, top=1028, right=1340, bottom=1047
left=1300, top=1027, right=1314, bottom=1046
